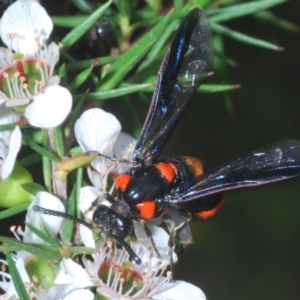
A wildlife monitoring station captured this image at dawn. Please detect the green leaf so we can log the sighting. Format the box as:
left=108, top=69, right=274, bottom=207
left=200, top=84, right=241, bottom=93
left=208, top=0, right=287, bottom=23
left=255, top=10, right=299, bottom=32
left=22, top=135, right=60, bottom=163
left=69, top=67, right=93, bottom=90
left=4, top=251, right=31, bottom=300
left=121, top=97, right=142, bottom=139
left=76, top=168, right=83, bottom=218
left=115, top=0, right=137, bottom=17
left=135, top=18, right=178, bottom=77
left=0, top=203, right=30, bottom=220
left=19, top=153, right=42, bottom=168
left=54, top=127, right=64, bottom=158
left=61, top=1, right=113, bottom=48
left=99, top=9, right=174, bottom=91
left=146, top=0, right=163, bottom=12
left=21, top=183, right=46, bottom=196
left=0, top=237, right=61, bottom=261
left=42, top=154, right=52, bottom=193
left=41, top=131, right=52, bottom=193
left=52, top=15, right=89, bottom=28
left=60, top=187, right=76, bottom=243
left=66, top=56, right=117, bottom=71
left=24, top=223, right=60, bottom=249
left=71, top=0, right=91, bottom=13
left=210, top=22, right=283, bottom=51
left=64, top=94, right=86, bottom=139
left=0, top=123, right=15, bottom=132
left=58, top=63, right=68, bottom=86
left=66, top=246, right=96, bottom=255
left=73, top=83, right=154, bottom=102
left=68, top=146, right=82, bottom=157
left=60, top=152, right=98, bottom=172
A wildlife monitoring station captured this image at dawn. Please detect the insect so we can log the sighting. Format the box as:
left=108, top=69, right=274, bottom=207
left=34, top=8, right=300, bottom=265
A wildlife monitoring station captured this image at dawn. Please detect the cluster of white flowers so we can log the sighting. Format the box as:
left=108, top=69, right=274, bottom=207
left=0, top=0, right=72, bottom=128
left=0, top=1, right=206, bottom=299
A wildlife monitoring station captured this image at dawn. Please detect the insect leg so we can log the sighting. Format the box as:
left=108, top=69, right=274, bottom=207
left=109, top=234, right=142, bottom=265
left=140, top=220, right=162, bottom=260
left=162, top=214, right=177, bottom=274
left=96, top=152, right=133, bottom=165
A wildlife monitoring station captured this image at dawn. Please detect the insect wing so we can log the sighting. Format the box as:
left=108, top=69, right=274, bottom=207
left=133, top=8, right=213, bottom=167
left=171, top=139, right=300, bottom=202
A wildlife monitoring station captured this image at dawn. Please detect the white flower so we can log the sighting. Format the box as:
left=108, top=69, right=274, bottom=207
left=0, top=0, right=53, bottom=56
left=113, top=131, right=137, bottom=174
left=24, top=85, right=72, bottom=128
left=0, top=104, right=21, bottom=145
left=133, top=222, right=178, bottom=267
left=79, top=241, right=206, bottom=300
left=19, top=191, right=65, bottom=263
left=0, top=0, right=72, bottom=128
left=75, top=108, right=137, bottom=191
left=0, top=192, right=65, bottom=298
left=0, top=125, right=21, bottom=179
left=46, top=258, right=94, bottom=300
left=75, top=108, right=122, bottom=191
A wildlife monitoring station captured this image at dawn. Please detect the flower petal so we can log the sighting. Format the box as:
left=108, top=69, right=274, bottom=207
left=1, top=126, right=21, bottom=179
left=79, top=225, right=95, bottom=249
left=75, top=108, right=121, bottom=188
left=0, top=47, right=13, bottom=70
left=113, top=132, right=136, bottom=174
left=0, top=143, right=8, bottom=174
left=6, top=258, right=30, bottom=298
left=75, top=108, right=121, bottom=153
left=151, top=280, right=206, bottom=300
left=63, top=289, right=95, bottom=300
left=0, top=105, right=21, bottom=145
left=46, top=43, right=60, bottom=75
left=79, top=186, right=109, bottom=219
left=114, top=132, right=136, bottom=160
left=25, top=85, right=72, bottom=128
left=87, top=164, right=111, bottom=193
left=55, top=258, right=93, bottom=289
left=0, top=0, right=53, bottom=55
left=46, top=285, right=94, bottom=300
left=133, top=222, right=177, bottom=266
left=24, top=192, right=65, bottom=244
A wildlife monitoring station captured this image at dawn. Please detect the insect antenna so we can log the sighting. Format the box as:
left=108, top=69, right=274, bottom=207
left=33, top=205, right=95, bottom=231
left=94, top=151, right=132, bottom=165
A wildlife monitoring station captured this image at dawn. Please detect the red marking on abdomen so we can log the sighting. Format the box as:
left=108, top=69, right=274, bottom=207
left=136, top=201, right=157, bottom=219
left=115, top=174, right=131, bottom=192
left=195, top=197, right=225, bottom=219
left=182, top=156, right=205, bottom=177
left=155, top=162, right=178, bottom=183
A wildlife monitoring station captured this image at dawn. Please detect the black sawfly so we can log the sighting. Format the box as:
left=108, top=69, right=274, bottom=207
left=34, top=7, right=300, bottom=266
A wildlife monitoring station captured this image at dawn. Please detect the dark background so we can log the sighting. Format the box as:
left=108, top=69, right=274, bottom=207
left=1, top=1, right=299, bottom=299
left=167, top=1, right=300, bottom=299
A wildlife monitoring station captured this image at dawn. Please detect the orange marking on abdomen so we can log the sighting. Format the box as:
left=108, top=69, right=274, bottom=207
left=136, top=201, right=157, bottom=219
left=195, top=197, right=224, bottom=219
left=115, top=174, right=131, bottom=192
left=155, top=162, right=178, bottom=183
left=183, top=156, right=205, bottom=177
